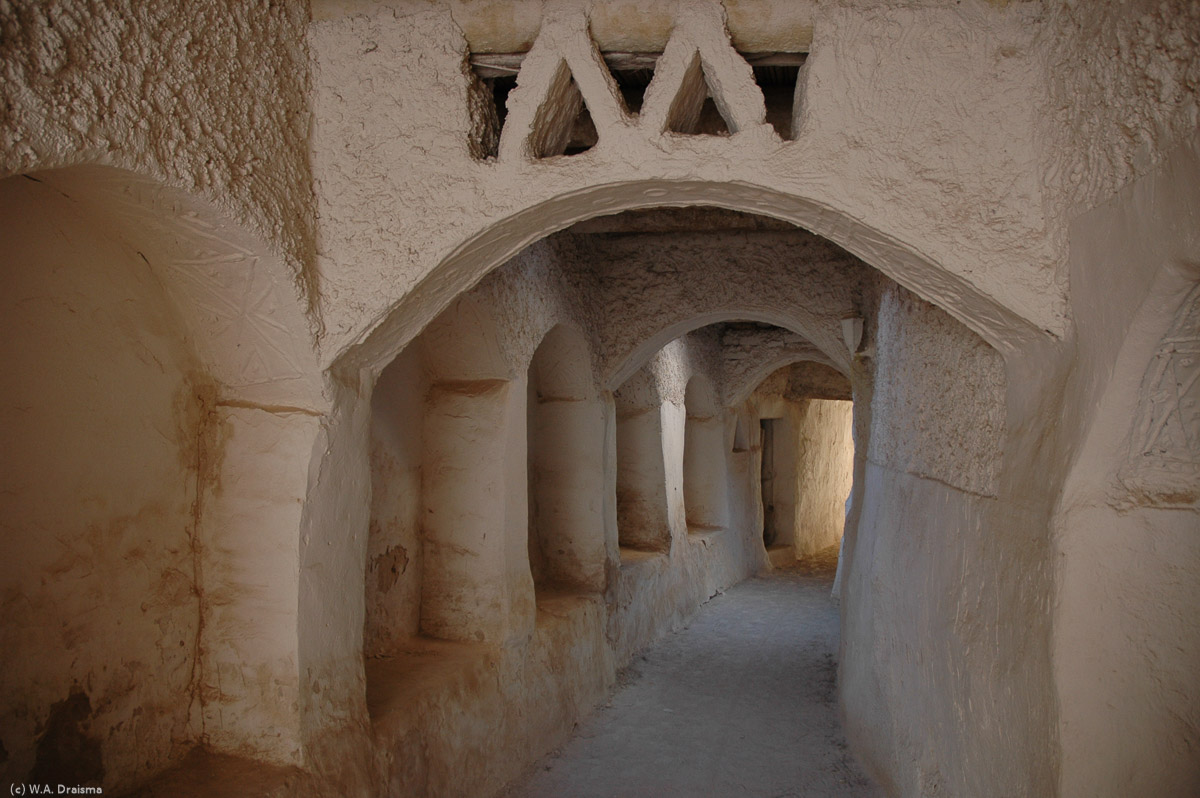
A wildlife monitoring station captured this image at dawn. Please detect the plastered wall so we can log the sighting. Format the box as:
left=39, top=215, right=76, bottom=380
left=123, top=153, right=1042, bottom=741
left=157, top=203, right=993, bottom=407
left=365, top=346, right=427, bottom=656
left=0, top=1, right=317, bottom=288
left=0, top=176, right=204, bottom=791
left=2, top=1, right=1199, bottom=795
left=355, top=238, right=770, bottom=796
left=312, top=0, right=1059, bottom=375
left=1052, top=138, right=1200, bottom=798
left=794, top=400, right=854, bottom=557
left=841, top=281, right=1057, bottom=797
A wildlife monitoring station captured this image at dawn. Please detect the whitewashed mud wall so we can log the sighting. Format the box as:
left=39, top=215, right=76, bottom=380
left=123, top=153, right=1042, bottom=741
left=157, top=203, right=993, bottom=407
left=0, top=168, right=323, bottom=792
left=608, top=335, right=768, bottom=664
left=1034, top=5, right=1200, bottom=796
left=0, top=1, right=317, bottom=291
left=1, top=3, right=325, bottom=791
left=312, top=0, right=1058, bottom=376
left=0, top=176, right=206, bottom=792
left=365, top=346, right=428, bottom=656
left=1052, top=139, right=1200, bottom=798
left=840, top=281, right=1062, bottom=797
left=351, top=240, right=771, bottom=796
left=1, top=0, right=1197, bottom=795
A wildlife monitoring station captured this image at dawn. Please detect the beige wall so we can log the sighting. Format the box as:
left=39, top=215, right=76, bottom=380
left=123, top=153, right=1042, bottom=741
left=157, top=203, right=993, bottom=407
left=794, top=399, right=854, bottom=557
left=842, top=281, right=1055, bottom=797
left=2, top=1, right=1198, bottom=795
left=1053, top=138, right=1200, bottom=798
left=365, top=346, right=427, bottom=656
left=0, top=175, right=204, bottom=791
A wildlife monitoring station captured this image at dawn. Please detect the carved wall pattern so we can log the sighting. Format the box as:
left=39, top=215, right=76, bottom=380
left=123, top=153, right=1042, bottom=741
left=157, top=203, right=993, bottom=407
left=1120, top=282, right=1200, bottom=508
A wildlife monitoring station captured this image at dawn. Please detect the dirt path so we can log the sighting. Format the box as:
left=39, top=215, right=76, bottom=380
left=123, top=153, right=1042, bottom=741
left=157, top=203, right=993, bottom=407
left=501, top=554, right=884, bottom=798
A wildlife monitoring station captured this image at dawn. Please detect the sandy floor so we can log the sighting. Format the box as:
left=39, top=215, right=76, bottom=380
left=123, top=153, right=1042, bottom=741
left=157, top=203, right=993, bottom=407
left=501, top=551, right=883, bottom=798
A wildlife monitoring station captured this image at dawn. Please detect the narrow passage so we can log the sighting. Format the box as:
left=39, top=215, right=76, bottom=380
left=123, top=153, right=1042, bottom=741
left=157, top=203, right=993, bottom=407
left=502, top=551, right=883, bottom=798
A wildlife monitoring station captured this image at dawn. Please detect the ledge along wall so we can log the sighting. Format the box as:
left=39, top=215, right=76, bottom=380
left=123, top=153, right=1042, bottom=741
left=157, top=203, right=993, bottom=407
left=356, top=240, right=773, bottom=796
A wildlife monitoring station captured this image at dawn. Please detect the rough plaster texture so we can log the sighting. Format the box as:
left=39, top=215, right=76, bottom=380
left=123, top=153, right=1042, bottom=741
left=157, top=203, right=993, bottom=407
left=366, top=595, right=613, bottom=798
left=347, top=245, right=768, bottom=796
left=547, top=229, right=867, bottom=385
left=0, top=1, right=318, bottom=300
left=1039, top=1, right=1200, bottom=226
left=841, top=278, right=1056, bottom=796
left=312, top=0, right=1057, bottom=378
left=4, top=1, right=1200, bottom=795
left=722, top=323, right=841, bottom=404
left=868, top=281, right=1006, bottom=498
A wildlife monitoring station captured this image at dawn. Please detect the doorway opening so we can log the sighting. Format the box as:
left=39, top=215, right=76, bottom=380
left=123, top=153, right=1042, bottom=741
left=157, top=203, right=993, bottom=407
left=760, top=417, right=785, bottom=548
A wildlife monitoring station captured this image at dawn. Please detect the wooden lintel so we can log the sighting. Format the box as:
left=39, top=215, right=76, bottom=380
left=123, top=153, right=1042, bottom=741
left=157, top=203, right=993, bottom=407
left=470, top=50, right=806, bottom=79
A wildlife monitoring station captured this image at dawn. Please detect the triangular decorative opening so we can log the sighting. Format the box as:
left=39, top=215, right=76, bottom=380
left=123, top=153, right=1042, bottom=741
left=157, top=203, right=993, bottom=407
left=744, top=55, right=805, bottom=139
left=663, top=52, right=734, bottom=136
left=600, top=53, right=657, bottom=117
left=467, top=52, right=521, bottom=161
left=468, top=70, right=516, bottom=160
left=528, top=59, right=598, bottom=158
left=564, top=100, right=598, bottom=155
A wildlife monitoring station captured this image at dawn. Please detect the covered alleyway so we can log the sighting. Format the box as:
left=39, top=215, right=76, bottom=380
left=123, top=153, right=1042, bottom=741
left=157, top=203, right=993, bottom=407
left=504, top=550, right=882, bottom=798
left=3, top=2, right=1199, bottom=797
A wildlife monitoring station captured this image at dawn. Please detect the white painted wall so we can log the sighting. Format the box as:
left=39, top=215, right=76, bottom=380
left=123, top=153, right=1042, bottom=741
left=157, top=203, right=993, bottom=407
left=841, top=282, right=1056, bottom=797
left=615, top=406, right=671, bottom=551
left=1053, top=138, right=1200, bottom=798
left=527, top=326, right=608, bottom=593
left=0, top=175, right=203, bottom=791
left=3, top=2, right=1199, bottom=794
left=683, top=376, right=728, bottom=531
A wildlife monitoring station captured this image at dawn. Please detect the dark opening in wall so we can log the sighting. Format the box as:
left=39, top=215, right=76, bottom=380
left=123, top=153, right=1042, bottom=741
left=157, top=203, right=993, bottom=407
left=745, top=54, right=805, bottom=139
left=468, top=49, right=805, bottom=153
left=607, top=54, right=655, bottom=114
left=562, top=90, right=598, bottom=156
left=489, top=74, right=519, bottom=133
left=760, top=417, right=780, bottom=546
left=468, top=56, right=520, bottom=160
left=528, top=61, right=596, bottom=158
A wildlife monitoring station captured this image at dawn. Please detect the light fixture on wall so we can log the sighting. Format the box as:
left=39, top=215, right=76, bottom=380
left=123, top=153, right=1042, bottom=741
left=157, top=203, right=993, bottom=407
left=841, top=316, right=865, bottom=356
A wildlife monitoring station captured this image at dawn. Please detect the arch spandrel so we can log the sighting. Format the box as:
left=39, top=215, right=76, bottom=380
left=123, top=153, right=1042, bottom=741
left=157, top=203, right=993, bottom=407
left=604, top=309, right=844, bottom=393
left=335, top=179, right=1049, bottom=380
